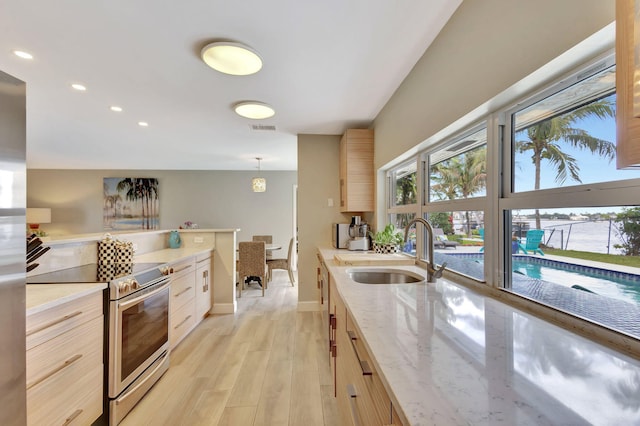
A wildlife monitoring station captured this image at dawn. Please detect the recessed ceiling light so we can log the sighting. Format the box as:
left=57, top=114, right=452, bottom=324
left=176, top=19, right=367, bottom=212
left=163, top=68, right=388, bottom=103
left=234, top=101, right=275, bottom=120
left=71, top=83, right=86, bottom=91
left=138, top=121, right=149, bottom=127
left=13, top=50, right=33, bottom=60
left=110, top=106, right=123, bottom=112
left=201, top=42, right=262, bottom=76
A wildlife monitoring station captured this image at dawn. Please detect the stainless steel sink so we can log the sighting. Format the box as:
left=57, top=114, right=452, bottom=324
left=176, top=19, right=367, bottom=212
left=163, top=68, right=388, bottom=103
left=347, top=268, right=425, bottom=284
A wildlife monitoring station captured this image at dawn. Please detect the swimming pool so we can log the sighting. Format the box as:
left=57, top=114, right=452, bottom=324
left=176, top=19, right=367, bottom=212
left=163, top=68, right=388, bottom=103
left=445, top=253, right=640, bottom=305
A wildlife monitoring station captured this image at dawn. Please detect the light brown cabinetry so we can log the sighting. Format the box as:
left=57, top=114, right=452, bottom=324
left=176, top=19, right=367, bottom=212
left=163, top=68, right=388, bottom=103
left=26, top=290, right=104, bottom=426
left=616, top=0, right=640, bottom=168
left=196, top=252, right=212, bottom=319
left=330, top=280, right=402, bottom=425
left=169, top=256, right=197, bottom=349
left=340, top=129, right=374, bottom=212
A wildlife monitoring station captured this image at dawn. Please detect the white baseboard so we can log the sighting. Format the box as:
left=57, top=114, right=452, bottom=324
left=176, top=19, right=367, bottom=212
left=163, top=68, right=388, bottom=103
left=211, top=302, right=236, bottom=314
left=297, top=301, right=321, bottom=312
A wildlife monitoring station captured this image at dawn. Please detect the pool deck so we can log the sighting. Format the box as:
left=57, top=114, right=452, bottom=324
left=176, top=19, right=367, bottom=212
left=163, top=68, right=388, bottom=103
left=437, top=246, right=640, bottom=339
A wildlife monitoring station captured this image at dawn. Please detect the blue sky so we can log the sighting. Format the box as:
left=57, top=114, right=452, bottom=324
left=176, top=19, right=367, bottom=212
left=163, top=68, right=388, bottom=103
left=513, top=94, right=640, bottom=193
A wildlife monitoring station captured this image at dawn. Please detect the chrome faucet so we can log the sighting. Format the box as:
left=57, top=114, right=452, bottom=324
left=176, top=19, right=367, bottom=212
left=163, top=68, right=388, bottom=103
left=403, top=218, right=447, bottom=282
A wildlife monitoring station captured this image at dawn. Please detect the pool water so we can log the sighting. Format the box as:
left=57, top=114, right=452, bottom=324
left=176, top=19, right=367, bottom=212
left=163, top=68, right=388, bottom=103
left=449, top=254, right=640, bottom=305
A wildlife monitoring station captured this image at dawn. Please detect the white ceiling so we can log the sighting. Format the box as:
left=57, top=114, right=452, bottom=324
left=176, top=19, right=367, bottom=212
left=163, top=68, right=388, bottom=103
left=0, top=0, right=460, bottom=171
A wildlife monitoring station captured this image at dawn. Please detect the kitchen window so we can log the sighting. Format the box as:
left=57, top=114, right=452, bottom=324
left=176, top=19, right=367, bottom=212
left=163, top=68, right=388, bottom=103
left=500, top=51, right=640, bottom=336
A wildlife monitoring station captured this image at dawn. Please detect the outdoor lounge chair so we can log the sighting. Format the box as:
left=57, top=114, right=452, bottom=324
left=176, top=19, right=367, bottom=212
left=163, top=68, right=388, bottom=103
left=433, top=228, right=460, bottom=249
left=517, top=229, right=545, bottom=255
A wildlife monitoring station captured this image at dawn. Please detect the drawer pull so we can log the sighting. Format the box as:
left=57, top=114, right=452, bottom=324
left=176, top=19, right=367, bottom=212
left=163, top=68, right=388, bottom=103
left=346, top=384, right=361, bottom=426
left=347, top=330, right=372, bottom=376
left=62, top=409, right=83, bottom=426
left=26, top=311, right=83, bottom=336
left=174, top=315, right=192, bottom=330
left=27, top=354, right=83, bottom=390
left=330, top=314, right=336, bottom=330
left=174, top=286, right=193, bottom=298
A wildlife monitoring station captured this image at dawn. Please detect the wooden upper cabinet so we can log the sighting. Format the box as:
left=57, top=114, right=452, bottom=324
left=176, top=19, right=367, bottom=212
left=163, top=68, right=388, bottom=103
left=616, top=0, right=640, bottom=168
left=340, top=129, right=374, bottom=212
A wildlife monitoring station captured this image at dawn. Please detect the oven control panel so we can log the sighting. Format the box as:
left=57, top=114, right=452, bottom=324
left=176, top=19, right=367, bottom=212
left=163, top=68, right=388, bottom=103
left=116, top=278, right=139, bottom=295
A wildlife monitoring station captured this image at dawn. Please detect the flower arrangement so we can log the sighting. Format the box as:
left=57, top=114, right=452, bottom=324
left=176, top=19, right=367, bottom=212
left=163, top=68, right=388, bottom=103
left=179, top=221, right=199, bottom=229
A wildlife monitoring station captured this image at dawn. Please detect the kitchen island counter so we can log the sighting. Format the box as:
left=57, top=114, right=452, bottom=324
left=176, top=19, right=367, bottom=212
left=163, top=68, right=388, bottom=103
left=319, top=247, right=640, bottom=425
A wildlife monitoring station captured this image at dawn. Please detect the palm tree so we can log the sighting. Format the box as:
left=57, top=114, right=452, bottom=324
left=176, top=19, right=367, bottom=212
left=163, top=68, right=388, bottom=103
left=515, top=98, right=616, bottom=229
left=430, top=146, right=486, bottom=236
left=116, top=178, right=159, bottom=229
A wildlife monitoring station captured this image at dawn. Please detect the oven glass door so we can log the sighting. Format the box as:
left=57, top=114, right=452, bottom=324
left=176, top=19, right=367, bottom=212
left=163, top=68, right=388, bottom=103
left=110, top=280, right=170, bottom=397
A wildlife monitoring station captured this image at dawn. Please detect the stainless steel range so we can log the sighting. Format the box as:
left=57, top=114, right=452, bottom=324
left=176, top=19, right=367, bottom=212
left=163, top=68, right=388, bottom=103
left=27, top=262, right=171, bottom=425
left=107, top=265, right=170, bottom=425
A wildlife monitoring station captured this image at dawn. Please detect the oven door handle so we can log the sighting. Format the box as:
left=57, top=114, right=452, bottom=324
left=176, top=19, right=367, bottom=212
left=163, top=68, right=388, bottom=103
left=118, top=280, right=170, bottom=311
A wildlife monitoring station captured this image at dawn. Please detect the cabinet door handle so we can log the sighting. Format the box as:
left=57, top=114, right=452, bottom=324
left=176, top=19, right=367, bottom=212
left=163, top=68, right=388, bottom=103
left=346, top=384, right=361, bottom=426
left=27, top=354, right=83, bottom=390
left=62, top=409, right=83, bottom=426
left=347, top=330, right=372, bottom=376
left=26, top=311, right=82, bottom=336
left=331, top=342, right=337, bottom=358
left=174, top=286, right=193, bottom=298
left=174, top=315, right=192, bottom=330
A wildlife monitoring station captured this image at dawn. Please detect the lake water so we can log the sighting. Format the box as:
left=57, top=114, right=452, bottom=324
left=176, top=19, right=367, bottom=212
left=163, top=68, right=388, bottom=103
left=517, top=219, right=623, bottom=255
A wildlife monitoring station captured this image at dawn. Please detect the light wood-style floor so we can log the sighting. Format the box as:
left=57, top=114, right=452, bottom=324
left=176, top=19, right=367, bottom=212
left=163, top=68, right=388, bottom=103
left=120, top=270, right=339, bottom=426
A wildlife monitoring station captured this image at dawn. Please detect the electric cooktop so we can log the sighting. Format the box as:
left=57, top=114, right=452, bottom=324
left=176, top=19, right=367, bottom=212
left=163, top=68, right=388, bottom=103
left=27, top=262, right=167, bottom=284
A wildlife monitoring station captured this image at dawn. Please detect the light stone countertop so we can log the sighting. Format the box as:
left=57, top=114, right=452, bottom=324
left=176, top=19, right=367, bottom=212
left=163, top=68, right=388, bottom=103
left=26, top=248, right=212, bottom=316
left=133, top=247, right=213, bottom=263
left=319, top=247, right=640, bottom=425
left=26, top=283, right=107, bottom=316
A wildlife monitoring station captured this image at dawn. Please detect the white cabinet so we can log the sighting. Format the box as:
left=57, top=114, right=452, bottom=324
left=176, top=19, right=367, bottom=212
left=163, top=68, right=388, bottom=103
left=26, top=290, right=104, bottom=426
left=169, top=256, right=197, bottom=350
left=196, top=252, right=212, bottom=319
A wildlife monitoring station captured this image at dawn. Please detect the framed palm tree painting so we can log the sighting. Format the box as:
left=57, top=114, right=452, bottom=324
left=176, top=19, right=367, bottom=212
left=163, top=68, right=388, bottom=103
left=103, top=177, right=159, bottom=230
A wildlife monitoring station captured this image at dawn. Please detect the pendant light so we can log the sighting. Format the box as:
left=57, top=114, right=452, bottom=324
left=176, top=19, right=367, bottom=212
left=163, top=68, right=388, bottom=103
left=252, top=157, right=266, bottom=192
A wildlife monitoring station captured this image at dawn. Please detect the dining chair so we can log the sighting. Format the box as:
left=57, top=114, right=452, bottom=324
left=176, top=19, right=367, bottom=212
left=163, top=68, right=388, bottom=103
left=267, top=238, right=295, bottom=286
left=237, top=241, right=268, bottom=297
left=253, top=235, right=273, bottom=259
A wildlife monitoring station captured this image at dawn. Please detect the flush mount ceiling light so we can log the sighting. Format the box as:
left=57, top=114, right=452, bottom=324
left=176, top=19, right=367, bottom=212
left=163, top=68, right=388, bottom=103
left=71, top=83, right=86, bottom=91
left=252, top=157, right=266, bottom=192
left=13, top=50, right=33, bottom=60
left=234, top=101, right=275, bottom=120
left=201, top=42, right=262, bottom=76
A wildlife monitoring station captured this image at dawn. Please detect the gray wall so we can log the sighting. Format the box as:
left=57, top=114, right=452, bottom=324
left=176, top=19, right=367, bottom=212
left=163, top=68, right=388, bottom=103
left=27, top=169, right=297, bottom=250
left=374, top=0, right=615, bottom=168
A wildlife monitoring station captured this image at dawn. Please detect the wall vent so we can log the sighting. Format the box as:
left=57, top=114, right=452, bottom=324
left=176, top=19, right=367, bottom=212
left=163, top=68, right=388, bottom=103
left=249, top=124, right=277, bottom=132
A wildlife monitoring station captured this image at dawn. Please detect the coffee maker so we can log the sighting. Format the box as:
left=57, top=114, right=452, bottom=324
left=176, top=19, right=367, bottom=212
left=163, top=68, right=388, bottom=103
left=348, top=216, right=369, bottom=251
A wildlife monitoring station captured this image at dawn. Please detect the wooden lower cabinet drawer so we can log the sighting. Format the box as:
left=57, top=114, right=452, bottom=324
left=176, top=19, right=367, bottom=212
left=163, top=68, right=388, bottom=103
left=170, top=299, right=196, bottom=349
left=26, top=291, right=103, bottom=350
left=27, top=362, right=103, bottom=425
left=171, top=270, right=196, bottom=312
left=27, top=316, right=102, bottom=387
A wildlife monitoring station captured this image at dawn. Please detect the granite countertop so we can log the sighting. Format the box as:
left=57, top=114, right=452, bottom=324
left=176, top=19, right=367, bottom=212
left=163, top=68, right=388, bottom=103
left=26, top=283, right=107, bottom=316
left=319, top=248, right=640, bottom=425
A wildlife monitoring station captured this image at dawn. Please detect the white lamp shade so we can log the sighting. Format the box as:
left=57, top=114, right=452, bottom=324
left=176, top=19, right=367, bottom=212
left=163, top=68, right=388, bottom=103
left=26, top=208, right=51, bottom=224
left=252, top=177, right=266, bottom=192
